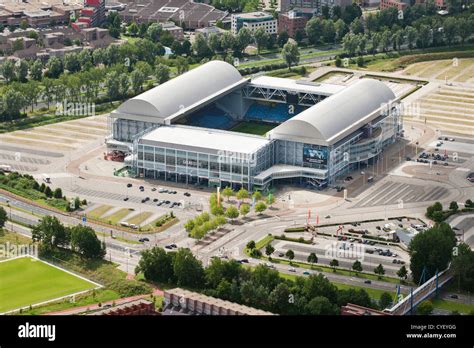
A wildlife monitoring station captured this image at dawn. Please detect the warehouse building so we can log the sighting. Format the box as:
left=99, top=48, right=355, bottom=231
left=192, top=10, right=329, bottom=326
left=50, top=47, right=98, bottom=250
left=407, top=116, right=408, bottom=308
left=107, top=61, right=401, bottom=191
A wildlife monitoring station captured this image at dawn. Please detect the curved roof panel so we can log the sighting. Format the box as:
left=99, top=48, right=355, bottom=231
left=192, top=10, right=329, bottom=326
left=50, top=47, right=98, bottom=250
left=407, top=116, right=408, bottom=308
left=117, top=60, right=243, bottom=119
left=269, top=79, right=396, bottom=145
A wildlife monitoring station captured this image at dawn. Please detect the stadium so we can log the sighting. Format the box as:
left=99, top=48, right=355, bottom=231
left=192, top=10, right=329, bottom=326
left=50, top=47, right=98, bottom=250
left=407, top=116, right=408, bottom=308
left=107, top=61, right=402, bottom=191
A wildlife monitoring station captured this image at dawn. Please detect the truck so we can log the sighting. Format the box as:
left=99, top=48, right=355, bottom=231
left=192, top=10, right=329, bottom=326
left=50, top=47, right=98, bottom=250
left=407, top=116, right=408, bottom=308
left=0, top=164, right=12, bottom=172
left=42, top=174, right=51, bottom=183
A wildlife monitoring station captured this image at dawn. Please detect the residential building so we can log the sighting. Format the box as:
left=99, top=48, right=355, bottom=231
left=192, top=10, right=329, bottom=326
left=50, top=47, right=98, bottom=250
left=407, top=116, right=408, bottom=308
left=379, top=0, right=408, bottom=10
left=278, top=10, right=308, bottom=37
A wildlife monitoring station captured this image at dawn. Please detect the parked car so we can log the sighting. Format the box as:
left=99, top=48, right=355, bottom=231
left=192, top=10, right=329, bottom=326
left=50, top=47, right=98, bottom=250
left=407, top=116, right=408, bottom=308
left=364, top=280, right=372, bottom=284
left=151, top=188, right=156, bottom=192
left=127, top=183, right=132, bottom=188
left=123, top=197, right=129, bottom=201
left=288, top=267, right=296, bottom=272
left=139, top=238, right=149, bottom=242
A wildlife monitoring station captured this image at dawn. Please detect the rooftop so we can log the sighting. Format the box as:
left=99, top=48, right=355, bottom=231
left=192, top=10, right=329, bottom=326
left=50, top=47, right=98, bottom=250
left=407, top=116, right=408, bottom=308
left=269, top=78, right=397, bottom=146
left=165, top=288, right=274, bottom=315
left=232, top=11, right=273, bottom=19
left=140, top=125, right=270, bottom=154
left=250, top=76, right=344, bottom=96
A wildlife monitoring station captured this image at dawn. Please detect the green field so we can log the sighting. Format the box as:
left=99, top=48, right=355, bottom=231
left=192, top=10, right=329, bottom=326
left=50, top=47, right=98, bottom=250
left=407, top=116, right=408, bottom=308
left=0, top=257, right=98, bottom=313
left=230, top=122, right=276, bottom=136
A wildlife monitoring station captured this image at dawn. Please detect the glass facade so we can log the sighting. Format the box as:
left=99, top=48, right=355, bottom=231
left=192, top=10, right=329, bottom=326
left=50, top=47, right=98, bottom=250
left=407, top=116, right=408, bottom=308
left=133, top=141, right=275, bottom=190
left=130, top=105, right=401, bottom=189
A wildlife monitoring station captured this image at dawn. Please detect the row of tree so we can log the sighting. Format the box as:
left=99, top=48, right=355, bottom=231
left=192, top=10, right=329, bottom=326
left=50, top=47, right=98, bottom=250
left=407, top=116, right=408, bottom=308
left=136, top=246, right=397, bottom=314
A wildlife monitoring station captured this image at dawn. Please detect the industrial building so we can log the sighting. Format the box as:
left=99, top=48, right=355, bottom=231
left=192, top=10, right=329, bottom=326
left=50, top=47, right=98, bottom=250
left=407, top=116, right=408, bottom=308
left=107, top=60, right=401, bottom=191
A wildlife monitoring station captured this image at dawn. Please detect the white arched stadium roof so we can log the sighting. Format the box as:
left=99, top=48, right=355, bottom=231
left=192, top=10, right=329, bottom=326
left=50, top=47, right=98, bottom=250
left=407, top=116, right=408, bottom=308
left=269, top=79, right=396, bottom=146
left=117, top=60, right=244, bottom=120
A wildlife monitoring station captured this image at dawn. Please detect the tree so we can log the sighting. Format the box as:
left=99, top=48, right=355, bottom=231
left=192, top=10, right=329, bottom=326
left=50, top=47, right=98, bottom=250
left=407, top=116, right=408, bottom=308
left=146, top=23, right=162, bottom=42
left=330, top=259, right=339, bottom=272
left=173, top=248, right=205, bottom=288
left=335, top=19, right=347, bottom=41
left=397, top=265, right=408, bottom=281
left=175, top=56, right=189, bottom=75
left=46, top=56, right=63, bottom=78
left=443, top=16, right=459, bottom=46
left=221, top=32, right=235, bottom=53
left=240, top=203, right=250, bottom=217
left=30, top=59, right=43, bottom=81
left=305, top=296, right=338, bottom=315
left=128, top=22, right=139, bottom=36
left=281, top=41, right=300, bottom=70
left=452, top=243, right=474, bottom=292
left=268, top=283, right=291, bottom=313
left=70, top=225, right=106, bottom=259
left=416, top=300, right=433, bottom=315
left=352, top=260, right=363, bottom=274
left=418, top=24, right=431, bottom=48
left=265, top=244, right=275, bottom=259
left=342, top=33, right=359, bottom=56
left=307, top=252, right=318, bottom=268
left=254, top=201, right=267, bottom=215
left=235, top=28, right=252, bottom=55
left=252, top=191, right=262, bottom=201
left=208, top=33, right=221, bottom=54
left=285, top=249, right=295, bottom=263
left=277, top=30, right=289, bottom=47
left=44, top=186, right=53, bottom=198
left=409, top=223, right=456, bottom=282
left=306, top=17, right=323, bottom=45
left=135, top=247, right=174, bottom=283
left=236, top=188, right=249, bottom=201
left=0, top=207, right=7, bottom=228
left=254, top=28, right=269, bottom=54
left=154, top=63, right=170, bottom=84
left=294, top=29, right=304, bottom=43
left=222, top=187, right=234, bottom=201
left=379, top=292, right=393, bottom=310
left=449, top=201, right=459, bottom=212
left=130, top=69, right=146, bottom=94
left=64, top=53, right=81, bottom=73
left=16, top=60, right=29, bottom=82
left=380, top=29, right=392, bottom=52
left=225, top=205, right=239, bottom=222
left=374, top=264, right=385, bottom=279
left=53, top=187, right=63, bottom=199
left=12, top=38, right=24, bottom=52
left=193, top=33, right=212, bottom=59
left=458, top=18, right=472, bottom=45
left=107, top=12, right=121, bottom=38
left=246, top=240, right=256, bottom=250
left=32, top=216, right=69, bottom=250
left=2, top=88, right=26, bottom=119
left=1, top=59, right=16, bottom=82
left=405, top=26, right=417, bottom=50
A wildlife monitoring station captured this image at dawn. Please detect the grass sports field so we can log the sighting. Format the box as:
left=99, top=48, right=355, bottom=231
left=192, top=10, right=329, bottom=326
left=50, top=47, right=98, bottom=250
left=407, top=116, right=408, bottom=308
left=230, top=122, right=276, bottom=136
left=0, top=257, right=98, bottom=313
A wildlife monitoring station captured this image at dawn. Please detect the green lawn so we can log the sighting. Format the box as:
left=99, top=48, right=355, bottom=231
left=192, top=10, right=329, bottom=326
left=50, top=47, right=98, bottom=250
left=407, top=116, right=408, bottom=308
left=230, top=122, right=277, bottom=136
left=0, top=257, right=98, bottom=313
